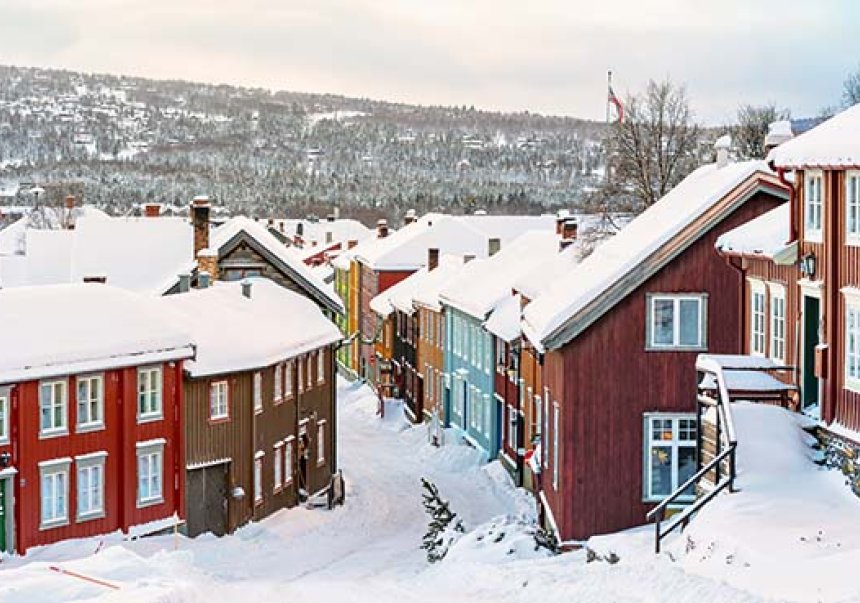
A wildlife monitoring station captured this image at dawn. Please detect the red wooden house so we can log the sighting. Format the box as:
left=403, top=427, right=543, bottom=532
left=0, top=284, right=194, bottom=554
left=521, top=149, right=789, bottom=544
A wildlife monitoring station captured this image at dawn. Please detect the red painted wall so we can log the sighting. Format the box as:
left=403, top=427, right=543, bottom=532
left=10, top=361, right=184, bottom=553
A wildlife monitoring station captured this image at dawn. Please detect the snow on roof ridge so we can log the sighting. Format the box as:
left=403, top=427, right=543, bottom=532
left=769, top=103, right=860, bottom=168
left=523, top=160, right=773, bottom=347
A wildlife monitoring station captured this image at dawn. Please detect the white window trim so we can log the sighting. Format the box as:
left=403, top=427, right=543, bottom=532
left=0, top=391, right=9, bottom=445
left=768, top=283, right=787, bottom=363
left=552, top=402, right=559, bottom=490
left=39, top=379, right=68, bottom=438
left=137, top=366, right=163, bottom=422
left=285, top=361, right=294, bottom=399
left=76, top=452, right=107, bottom=521
left=76, top=374, right=104, bottom=432
left=273, top=441, right=284, bottom=492
left=209, top=380, right=229, bottom=421
left=273, top=362, right=283, bottom=404
left=805, top=170, right=824, bottom=243
left=642, top=413, right=697, bottom=503
left=646, top=293, right=708, bottom=351
left=40, top=459, right=71, bottom=529
left=749, top=279, right=767, bottom=357
left=844, top=289, right=860, bottom=393
left=317, top=350, right=326, bottom=384
left=253, top=371, right=263, bottom=412
left=846, top=170, right=860, bottom=245
left=317, top=420, right=327, bottom=466
left=284, top=436, right=295, bottom=485
left=136, top=441, right=165, bottom=508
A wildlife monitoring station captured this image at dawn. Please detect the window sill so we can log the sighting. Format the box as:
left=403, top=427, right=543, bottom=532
left=844, top=379, right=860, bottom=395
left=254, top=497, right=263, bottom=507
left=39, top=518, right=70, bottom=531
left=644, top=345, right=707, bottom=353
left=136, top=496, right=164, bottom=509
left=39, top=428, right=69, bottom=440
left=805, top=233, right=823, bottom=245
left=317, top=459, right=326, bottom=468
left=76, top=422, right=105, bottom=434
left=208, top=416, right=230, bottom=425
left=137, top=414, right=163, bottom=425
left=77, top=510, right=106, bottom=523
left=846, top=235, right=860, bottom=247
left=643, top=496, right=695, bottom=505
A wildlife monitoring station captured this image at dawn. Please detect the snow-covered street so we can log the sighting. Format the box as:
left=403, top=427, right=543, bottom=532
left=1, top=379, right=856, bottom=603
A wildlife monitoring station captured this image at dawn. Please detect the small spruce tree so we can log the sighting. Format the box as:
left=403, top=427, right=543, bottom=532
left=420, top=478, right=464, bottom=563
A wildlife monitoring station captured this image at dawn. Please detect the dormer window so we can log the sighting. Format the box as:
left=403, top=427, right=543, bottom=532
left=805, top=171, right=823, bottom=243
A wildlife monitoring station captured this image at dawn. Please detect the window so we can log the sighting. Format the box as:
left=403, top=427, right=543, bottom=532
left=254, top=452, right=263, bottom=504
left=0, top=392, right=8, bottom=444
left=484, top=334, right=491, bottom=375
left=285, top=361, right=294, bottom=399
left=508, top=406, right=518, bottom=451
left=137, top=442, right=164, bottom=507
left=76, top=375, right=103, bottom=430
left=496, top=341, right=506, bottom=374
left=542, top=388, right=549, bottom=468
left=137, top=367, right=162, bottom=420
left=750, top=281, right=766, bottom=356
left=40, top=460, right=70, bottom=527
left=469, top=387, right=477, bottom=430
left=274, top=363, right=283, bottom=401
left=317, top=350, right=325, bottom=384
left=254, top=371, right=263, bottom=411
left=40, top=380, right=67, bottom=435
left=644, top=415, right=697, bottom=501
left=647, top=294, right=707, bottom=349
left=317, top=421, right=326, bottom=466
left=209, top=381, right=229, bottom=420
left=77, top=454, right=106, bottom=520
left=476, top=332, right=482, bottom=370
left=306, top=355, right=313, bottom=389
left=805, top=171, right=823, bottom=242
left=284, top=438, right=294, bottom=485
left=770, top=285, right=786, bottom=363
left=532, top=394, right=541, bottom=443
left=273, top=443, right=283, bottom=492
left=847, top=172, right=860, bottom=240
left=483, top=394, right=491, bottom=438
left=846, top=300, right=860, bottom=389
left=552, top=403, right=559, bottom=489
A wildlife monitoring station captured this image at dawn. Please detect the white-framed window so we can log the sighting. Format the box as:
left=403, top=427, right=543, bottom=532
left=317, top=349, right=325, bottom=384
left=552, top=402, right=559, bottom=490
left=137, top=367, right=162, bottom=421
left=284, top=437, right=294, bottom=485
left=0, top=391, right=9, bottom=444
left=469, top=387, right=477, bottom=430
left=273, top=442, right=283, bottom=491
left=253, top=371, right=263, bottom=412
left=643, top=414, right=697, bottom=501
left=209, top=380, right=229, bottom=420
left=76, top=375, right=103, bottom=430
left=40, top=459, right=70, bottom=528
left=847, top=171, right=860, bottom=241
left=530, top=389, right=538, bottom=439
left=306, top=355, right=313, bottom=389
left=40, top=380, right=67, bottom=435
left=274, top=363, right=283, bottom=402
left=846, top=299, right=860, bottom=390
left=769, top=284, right=786, bottom=363
left=285, top=361, right=294, bottom=398
left=484, top=333, right=491, bottom=375
left=298, top=358, right=304, bottom=393
left=317, top=420, right=326, bottom=466
left=476, top=332, right=482, bottom=371
left=750, top=280, right=766, bottom=356
left=136, top=441, right=164, bottom=507
left=508, top=405, right=518, bottom=451
left=542, top=388, right=549, bottom=468
left=482, top=393, right=491, bottom=438
left=496, top=340, right=506, bottom=374
left=805, top=170, right=823, bottom=242
left=76, top=453, right=106, bottom=520
left=647, top=294, right=707, bottom=350
left=254, top=452, right=264, bottom=504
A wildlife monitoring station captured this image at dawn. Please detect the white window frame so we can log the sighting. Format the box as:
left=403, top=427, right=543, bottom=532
left=484, top=333, right=491, bottom=375
left=39, top=458, right=70, bottom=529
left=542, top=387, right=549, bottom=468
left=40, top=379, right=68, bottom=437
left=253, top=371, right=263, bottom=412
left=750, top=279, right=767, bottom=357
left=646, top=293, right=708, bottom=351
left=136, top=441, right=165, bottom=508
left=285, top=361, right=294, bottom=399
left=643, top=414, right=697, bottom=502
left=845, top=293, right=860, bottom=392
left=273, top=442, right=284, bottom=492
left=769, top=283, right=786, bottom=363
left=254, top=451, right=264, bottom=505
left=317, top=350, right=325, bottom=384
left=284, top=437, right=294, bottom=485
left=76, top=452, right=106, bottom=521
left=0, top=390, right=9, bottom=445
left=847, top=171, right=860, bottom=244
left=805, top=170, right=823, bottom=243
left=508, top=405, right=517, bottom=450
left=482, top=393, right=491, bottom=438
left=273, top=363, right=283, bottom=403
left=137, top=367, right=163, bottom=422
left=552, top=402, right=559, bottom=490
left=496, top=340, right=506, bottom=374
left=306, top=354, right=313, bottom=389
left=76, top=374, right=104, bottom=431
left=317, top=420, right=327, bottom=466
left=209, top=380, right=229, bottom=421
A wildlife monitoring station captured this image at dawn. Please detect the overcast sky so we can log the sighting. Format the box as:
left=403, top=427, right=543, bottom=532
left=2, top=0, right=858, bottom=123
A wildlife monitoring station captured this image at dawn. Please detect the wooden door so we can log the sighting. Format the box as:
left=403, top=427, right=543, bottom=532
left=803, top=295, right=822, bottom=414
left=186, top=464, right=229, bottom=537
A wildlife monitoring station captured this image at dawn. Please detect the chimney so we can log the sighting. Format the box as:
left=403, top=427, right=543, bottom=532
left=191, top=196, right=211, bottom=258
left=82, top=275, right=106, bottom=284
left=404, top=209, right=417, bottom=225
left=464, top=254, right=476, bottom=263
left=199, top=271, right=211, bottom=289
left=267, top=217, right=274, bottom=227
left=64, top=195, right=76, bottom=210
left=296, top=222, right=304, bottom=237
left=714, top=135, right=732, bottom=169
left=178, top=273, right=191, bottom=293
left=764, top=120, right=793, bottom=154
left=326, top=213, right=336, bottom=222
left=347, top=239, right=358, bottom=249
left=241, top=279, right=252, bottom=299
left=488, top=238, right=501, bottom=256
left=377, top=219, right=389, bottom=238
left=278, top=222, right=285, bottom=233
left=144, top=203, right=161, bottom=218
left=562, top=217, right=578, bottom=241
left=325, top=231, right=333, bottom=245
left=555, top=209, right=569, bottom=236
left=197, top=248, right=218, bottom=282
left=428, top=248, right=440, bottom=271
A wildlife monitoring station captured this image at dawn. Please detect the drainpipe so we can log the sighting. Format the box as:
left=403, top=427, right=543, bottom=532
left=717, top=252, right=748, bottom=355
left=776, top=167, right=797, bottom=244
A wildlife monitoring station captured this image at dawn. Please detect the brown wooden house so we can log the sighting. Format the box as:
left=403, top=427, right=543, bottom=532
left=521, top=151, right=789, bottom=543
left=160, top=278, right=341, bottom=537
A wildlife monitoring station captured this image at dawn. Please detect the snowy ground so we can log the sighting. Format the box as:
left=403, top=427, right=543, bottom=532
left=1, top=380, right=859, bottom=602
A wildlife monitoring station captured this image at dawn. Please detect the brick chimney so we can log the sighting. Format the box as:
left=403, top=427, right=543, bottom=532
left=64, top=195, right=76, bottom=210
left=404, top=209, right=417, bottom=226
left=191, top=196, right=211, bottom=258
left=144, top=203, right=161, bottom=218
left=428, top=248, right=439, bottom=271
left=241, top=279, right=252, bottom=298
left=197, top=248, right=218, bottom=282
left=562, top=217, right=578, bottom=241
left=464, top=254, right=476, bottom=263
left=347, top=239, right=358, bottom=249
left=555, top=210, right=569, bottom=236
left=488, top=238, right=501, bottom=257
left=82, top=275, right=106, bottom=284
left=377, top=219, right=389, bottom=238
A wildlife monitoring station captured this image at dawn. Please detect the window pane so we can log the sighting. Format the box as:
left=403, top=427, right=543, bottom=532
left=652, top=299, right=674, bottom=346
left=679, top=299, right=701, bottom=346
left=679, top=446, right=697, bottom=496
left=649, top=445, right=673, bottom=496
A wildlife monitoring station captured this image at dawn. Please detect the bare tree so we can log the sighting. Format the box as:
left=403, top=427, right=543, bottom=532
left=732, top=103, right=791, bottom=160
left=843, top=64, right=860, bottom=107
left=609, top=79, right=700, bottom=209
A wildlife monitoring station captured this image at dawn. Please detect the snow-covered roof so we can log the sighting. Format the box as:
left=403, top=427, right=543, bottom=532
left=260, top=217, right=372, bottom=250
left=410, top=256, right=470, bottom=312
left=716, top=204, right=791, bottom=259
left=769, top=103, right=860, bottom=169
left=370, top=255, right=465, bottom=317
left=484, top=293, right=522, bottom=343
left=159, top=278, right=341, bottom=378
left=523, top=160, right=788, bottom=350
left=0, top=284, right=194, bottom=384
left=440, top=230, right=560, bottom=320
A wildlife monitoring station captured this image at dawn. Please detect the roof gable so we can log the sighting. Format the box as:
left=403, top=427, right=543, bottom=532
left=770, top=103, right=860, bottom=169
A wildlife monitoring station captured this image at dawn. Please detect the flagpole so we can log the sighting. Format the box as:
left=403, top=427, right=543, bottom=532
left=606, top=70, right=612, bottom=125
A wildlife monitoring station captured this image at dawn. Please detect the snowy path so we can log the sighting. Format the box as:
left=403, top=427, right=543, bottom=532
left=0, top=380, right=807, bottom=602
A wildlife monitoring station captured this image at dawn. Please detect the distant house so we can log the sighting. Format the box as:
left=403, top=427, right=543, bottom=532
left=522, top=151, right=789, bottom=543
left=0, top=284, right=194, bottom=555
left=259, top=215, right=372, bottom=268
left=160, top=278, right=341, bottom=537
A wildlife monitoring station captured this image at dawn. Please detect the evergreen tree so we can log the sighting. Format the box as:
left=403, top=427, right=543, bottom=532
left=419, top=478, right=464, bottom=563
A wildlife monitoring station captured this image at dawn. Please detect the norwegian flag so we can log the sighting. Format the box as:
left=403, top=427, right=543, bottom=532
left=608, top=85, right=624, bottom=123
